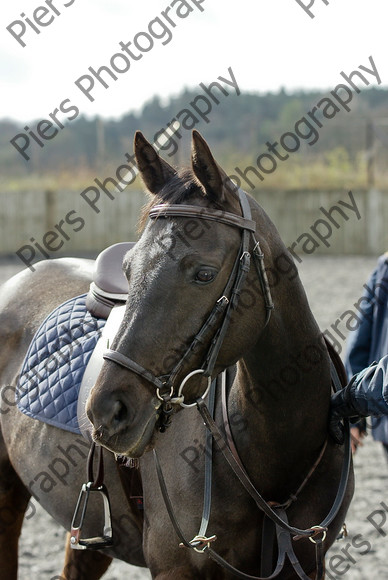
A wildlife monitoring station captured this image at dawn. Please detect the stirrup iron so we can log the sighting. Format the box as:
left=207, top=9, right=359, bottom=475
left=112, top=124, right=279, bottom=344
left=70, top=481, right=113, bottom=550
left=70, top=442, right=113, bottom=550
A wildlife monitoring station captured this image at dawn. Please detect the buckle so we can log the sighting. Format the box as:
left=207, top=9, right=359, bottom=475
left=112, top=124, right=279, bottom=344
left=308, top=525, right=328, bottom=544
left=179, top=534, right=217, bottom=553
left=70, top=482, right=113, bottom=550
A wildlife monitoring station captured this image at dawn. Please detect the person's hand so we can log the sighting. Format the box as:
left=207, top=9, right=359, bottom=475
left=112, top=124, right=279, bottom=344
left=350, top=426, right=366, bottom=454
left=329, top=381, right=365, bottom=444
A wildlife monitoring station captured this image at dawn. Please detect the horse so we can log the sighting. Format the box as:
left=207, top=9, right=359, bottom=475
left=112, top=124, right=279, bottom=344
left=0, top=130, right=353, bottom=579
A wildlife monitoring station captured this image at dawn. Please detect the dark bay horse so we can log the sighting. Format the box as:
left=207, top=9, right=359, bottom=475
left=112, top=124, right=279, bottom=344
left=0, top=130, right=353, bottom=579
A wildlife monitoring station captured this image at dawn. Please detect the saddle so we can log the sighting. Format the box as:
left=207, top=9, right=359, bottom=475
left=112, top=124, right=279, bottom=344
left=86, top=241, right=134, bottom=319
left=17, top=242, right=135, bottom=435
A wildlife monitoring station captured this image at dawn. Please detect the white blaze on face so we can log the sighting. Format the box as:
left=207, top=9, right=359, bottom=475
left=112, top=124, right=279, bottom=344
left=131, top=221, right=179, bottom=292
left=148, top=221, right=176, bottom=261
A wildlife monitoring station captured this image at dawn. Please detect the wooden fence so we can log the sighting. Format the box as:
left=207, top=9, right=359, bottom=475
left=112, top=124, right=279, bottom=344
left=0, top=188, right=387, bottom=264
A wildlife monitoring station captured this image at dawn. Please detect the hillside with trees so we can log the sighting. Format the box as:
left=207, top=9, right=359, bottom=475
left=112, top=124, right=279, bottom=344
left=1, top=85, right=387, bottom=191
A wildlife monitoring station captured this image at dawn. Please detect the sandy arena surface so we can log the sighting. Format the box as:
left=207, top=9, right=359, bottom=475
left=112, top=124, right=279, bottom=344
left=0, top=255, right=387, bottom=579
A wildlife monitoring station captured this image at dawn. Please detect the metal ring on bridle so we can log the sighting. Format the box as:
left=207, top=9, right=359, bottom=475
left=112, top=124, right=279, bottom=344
left=177, top=369, right=212, bottom=408
left=156, top=385, right=174, bottom=402
left=308, top=525, right=327, bottom=544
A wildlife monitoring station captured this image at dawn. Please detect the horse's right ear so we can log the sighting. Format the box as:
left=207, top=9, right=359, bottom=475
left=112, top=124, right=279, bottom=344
left=134, top=131, right=176, bottom=194
left=191, top=130, right=240, bottom=204
left=191, top=130, right=225, bottom=202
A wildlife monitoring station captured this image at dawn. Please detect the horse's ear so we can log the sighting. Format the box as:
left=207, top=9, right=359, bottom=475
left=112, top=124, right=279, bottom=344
left=134, top=131, right=176, bottom=194
left=191, top=130, right=228, bottom=202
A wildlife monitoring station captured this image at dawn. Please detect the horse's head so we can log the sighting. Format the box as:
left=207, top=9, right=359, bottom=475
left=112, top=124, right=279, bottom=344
left=86, top=130, right=277, bottom=457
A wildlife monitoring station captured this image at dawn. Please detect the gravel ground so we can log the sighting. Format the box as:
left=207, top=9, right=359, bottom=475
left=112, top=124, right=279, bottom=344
left=0, top=256, right=387, bottom=579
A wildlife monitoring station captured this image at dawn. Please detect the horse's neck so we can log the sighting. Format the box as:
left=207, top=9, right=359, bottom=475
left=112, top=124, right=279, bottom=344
left=229, top=281, right=331, bottom=497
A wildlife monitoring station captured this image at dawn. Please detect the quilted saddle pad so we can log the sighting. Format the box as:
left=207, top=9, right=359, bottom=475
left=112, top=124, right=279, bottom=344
left=17, top=294, right=106, bottom=434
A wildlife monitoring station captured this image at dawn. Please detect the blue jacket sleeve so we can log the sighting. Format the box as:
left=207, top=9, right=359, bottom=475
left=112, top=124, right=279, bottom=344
left=350, top=355, right=388, bottom=416
left=344, top=268, right=377, bottom=377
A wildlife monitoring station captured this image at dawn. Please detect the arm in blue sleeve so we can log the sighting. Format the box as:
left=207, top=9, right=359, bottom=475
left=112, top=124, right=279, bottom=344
left=345, top=268, right=377, bottom=377
left=350, top=355, right=388, bottom=416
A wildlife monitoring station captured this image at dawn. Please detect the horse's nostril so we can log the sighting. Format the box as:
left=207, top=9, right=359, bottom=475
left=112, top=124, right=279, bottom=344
left=112, top=400, right=128, bottom=425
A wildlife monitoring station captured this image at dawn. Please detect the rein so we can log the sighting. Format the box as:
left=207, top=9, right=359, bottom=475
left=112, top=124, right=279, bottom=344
left=153, top=369, right=351, bottom=580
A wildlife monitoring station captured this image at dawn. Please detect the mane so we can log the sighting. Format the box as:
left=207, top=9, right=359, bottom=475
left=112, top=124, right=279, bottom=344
left=138, top=168, right=222, bottom=231
left=155, top=168, right=201, bottom=204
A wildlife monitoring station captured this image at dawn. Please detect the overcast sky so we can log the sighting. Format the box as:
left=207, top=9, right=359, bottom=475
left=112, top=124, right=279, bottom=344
left=1, top=0, right=387, bottom=123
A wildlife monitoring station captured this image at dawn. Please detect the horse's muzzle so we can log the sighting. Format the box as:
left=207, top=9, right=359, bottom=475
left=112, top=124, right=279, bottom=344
left=86, top=389, right=159, bottom=457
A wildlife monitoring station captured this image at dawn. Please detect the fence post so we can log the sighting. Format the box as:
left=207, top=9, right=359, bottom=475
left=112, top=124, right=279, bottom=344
left=45, top=190, right=56, bottom=234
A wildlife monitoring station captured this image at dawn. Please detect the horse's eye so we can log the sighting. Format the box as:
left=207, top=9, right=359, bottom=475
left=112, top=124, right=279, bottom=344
left=195, top=269, right=217, bottom=284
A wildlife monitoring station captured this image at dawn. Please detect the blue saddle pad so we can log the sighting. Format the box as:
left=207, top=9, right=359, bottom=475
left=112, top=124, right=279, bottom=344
left=17, top=294, right=106, bottom=434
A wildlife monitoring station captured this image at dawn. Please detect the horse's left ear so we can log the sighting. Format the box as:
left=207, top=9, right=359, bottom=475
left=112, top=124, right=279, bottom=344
left=191, top=130, right=228, bottom=202
left=134, top=131, right=176, bottom=194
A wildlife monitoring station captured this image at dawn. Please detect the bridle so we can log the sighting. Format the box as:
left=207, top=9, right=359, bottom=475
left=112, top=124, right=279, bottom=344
left=101, top=188, right=351, bottom=579
left=103, top=187, right=274, bottom=429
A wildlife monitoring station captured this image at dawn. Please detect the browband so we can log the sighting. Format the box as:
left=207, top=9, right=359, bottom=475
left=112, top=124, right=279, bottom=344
left=149, top=204, right=256, bottom=233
